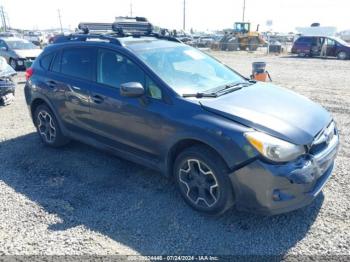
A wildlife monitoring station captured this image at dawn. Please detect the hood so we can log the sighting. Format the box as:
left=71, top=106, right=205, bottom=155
left=14, top=49, right=42, bottom=59
left=200, top=83, right=331, bottom=145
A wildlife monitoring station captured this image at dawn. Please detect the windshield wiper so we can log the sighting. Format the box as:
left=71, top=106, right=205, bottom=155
left=207, top=82, right=252, bottom=95
left=182, top=92, right=218, bottom=98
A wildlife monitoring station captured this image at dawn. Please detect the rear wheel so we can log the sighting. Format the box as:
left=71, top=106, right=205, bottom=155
left=174, top=145, right=234, bottom=215
left=34, top=104, right=69, bottom=147
left=337, top=51, right=348, bottom=60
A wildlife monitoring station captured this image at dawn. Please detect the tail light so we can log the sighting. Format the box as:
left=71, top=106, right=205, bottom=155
left=25, top=67, right=33, bottom=81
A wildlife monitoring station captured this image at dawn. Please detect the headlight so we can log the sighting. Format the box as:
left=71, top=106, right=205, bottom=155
left=245, top=131, right=305, bottom=162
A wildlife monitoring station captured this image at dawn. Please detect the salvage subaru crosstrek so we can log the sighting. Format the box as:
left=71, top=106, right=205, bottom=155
left=24, top=17, right=339, bottom=215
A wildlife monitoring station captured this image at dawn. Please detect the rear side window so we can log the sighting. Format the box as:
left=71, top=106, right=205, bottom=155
left=61, top=48, right=94, bottom=81
left=40, top=53, right=55, bottom=70
left=296, top=37, right=312, bottom=44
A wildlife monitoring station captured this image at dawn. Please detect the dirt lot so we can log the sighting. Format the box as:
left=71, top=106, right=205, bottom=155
left=0, top=52, right=349, bottom=257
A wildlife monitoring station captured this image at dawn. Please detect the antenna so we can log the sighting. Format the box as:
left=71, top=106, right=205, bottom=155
left=58, top=9, right=63, bottom=33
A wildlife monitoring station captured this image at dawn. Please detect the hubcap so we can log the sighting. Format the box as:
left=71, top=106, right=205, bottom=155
left=178, top=159, right=219, bottom=208
left=37, top=111, right=56, bottom=143
left=339, top=52, right=346, bottom=60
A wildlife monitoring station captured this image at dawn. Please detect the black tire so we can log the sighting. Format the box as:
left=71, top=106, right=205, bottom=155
left=173, top=145, right=234, bottom=215
left=248, top=38, right=259, bottom=51
left=9, top=58, right=18, bottom=70
left=34, top=104, right=70, bottom=147
left=337, top=51, right=348, bottom=60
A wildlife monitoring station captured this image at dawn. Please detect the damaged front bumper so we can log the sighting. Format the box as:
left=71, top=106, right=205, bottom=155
left=0, top=78, right=16, bottom=105
left=230, top=132, right=339, bottom=215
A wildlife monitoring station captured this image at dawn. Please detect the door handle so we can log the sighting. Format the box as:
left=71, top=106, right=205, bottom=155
left=91, top=95, right=104, bottom=104
left=46, top=80, right=57, bottom=88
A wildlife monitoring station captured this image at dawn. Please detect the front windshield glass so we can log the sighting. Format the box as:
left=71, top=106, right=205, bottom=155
left=134, top=45, right=245, bottom=95
left=6, top=40, right=38, bottom=50
left=333, top=37, right=350, bottom=46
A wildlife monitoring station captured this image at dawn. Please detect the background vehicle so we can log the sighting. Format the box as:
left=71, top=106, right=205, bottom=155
left=0, top=37, right=42, bottom=70
left=219, top=22, right=266, bottom=51
left=292, top=36, right=350, bottom=60
left=0, top=56, right=16, bottom=106
left=23, top=31, right=46, bottom=46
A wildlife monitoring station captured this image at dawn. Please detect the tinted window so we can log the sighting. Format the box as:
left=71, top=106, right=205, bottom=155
left=40, top=53, right=55, bottom=70
left=0, top=40, right=6, bottom=49
left=61, top=48, right=94, bottom=81
left=296, top=37, right=312, bottom=44
left=97, top=49, right=145, bottom=89
left=51, top=52, right=61, bottom=73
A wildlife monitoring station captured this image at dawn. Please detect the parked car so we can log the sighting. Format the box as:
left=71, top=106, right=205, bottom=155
left=23, top=31, right=46, bottom=46
left=0, top=37, right=42, bottom=70
left=291, top=36, right=350, bottom=59
left=25, top=18, right=339, bottom=216
left=0, top=56, right=16, bottom=106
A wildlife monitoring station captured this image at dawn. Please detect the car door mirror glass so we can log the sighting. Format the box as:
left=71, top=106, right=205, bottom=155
left=120, top=82, right=145, bottom=97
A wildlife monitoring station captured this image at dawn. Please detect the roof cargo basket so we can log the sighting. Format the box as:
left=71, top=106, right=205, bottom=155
left=112, top=16, right=153, bottom=36
left=78, top=23, right=113, bottom=33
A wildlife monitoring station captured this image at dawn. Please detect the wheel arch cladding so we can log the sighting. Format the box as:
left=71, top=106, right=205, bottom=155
left=166, top=138, right=229, bottom=177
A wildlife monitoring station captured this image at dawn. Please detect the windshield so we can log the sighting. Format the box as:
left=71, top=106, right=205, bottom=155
left=134, top=45, right=245, bottom=95
left=333, top=37, right=350, bottom=46
left=6, top=40, right=38, bottom=50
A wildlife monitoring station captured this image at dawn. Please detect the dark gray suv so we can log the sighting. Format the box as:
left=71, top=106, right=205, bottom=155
left=24, top=18, right=339, bottom=215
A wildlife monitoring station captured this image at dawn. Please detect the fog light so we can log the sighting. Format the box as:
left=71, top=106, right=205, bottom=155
left=272, top=190, right=281, bottom=201
left=272, top=189, right=295, bottom=202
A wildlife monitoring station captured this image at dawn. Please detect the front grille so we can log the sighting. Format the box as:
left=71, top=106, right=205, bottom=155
left=309, top=122, right=337, bottom=155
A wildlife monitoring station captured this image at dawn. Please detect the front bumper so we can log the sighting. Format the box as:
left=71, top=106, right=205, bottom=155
left=230, top=132, right=339, bottom=215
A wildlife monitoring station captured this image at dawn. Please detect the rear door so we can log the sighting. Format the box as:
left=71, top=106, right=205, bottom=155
left=47, top=46, right=96, bottom=133
left=88, top=48, right=167, bottom=164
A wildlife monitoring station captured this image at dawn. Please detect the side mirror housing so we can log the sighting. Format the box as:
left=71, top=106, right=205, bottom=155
left=120, top=82, right=145, bottom=97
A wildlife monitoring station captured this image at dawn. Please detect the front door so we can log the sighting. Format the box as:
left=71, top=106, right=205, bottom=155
left=88, top=48, right=167, bottom=163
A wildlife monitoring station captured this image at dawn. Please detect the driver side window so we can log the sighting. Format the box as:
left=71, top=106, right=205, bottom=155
left=97, top=49, right=162, bottom=100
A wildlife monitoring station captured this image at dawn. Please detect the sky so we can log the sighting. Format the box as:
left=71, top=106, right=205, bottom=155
left=2, top=0, right=350, bottom=33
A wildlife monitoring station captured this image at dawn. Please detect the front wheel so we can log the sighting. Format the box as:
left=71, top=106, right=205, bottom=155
left=34, top=104, right=70, bottom=147
left=337, top=51, right=348, bottom=60
left=174, top=145, right=234, bottom=215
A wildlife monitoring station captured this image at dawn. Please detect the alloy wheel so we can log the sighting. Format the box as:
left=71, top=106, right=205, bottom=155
left=37, top=111, right=56, bottom=143
left=178, top=159, right=219, bottom=208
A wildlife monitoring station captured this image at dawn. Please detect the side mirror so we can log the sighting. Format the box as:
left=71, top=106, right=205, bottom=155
left=120, top=82, right=145, bottom=97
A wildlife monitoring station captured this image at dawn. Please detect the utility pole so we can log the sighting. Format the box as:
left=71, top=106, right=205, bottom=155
left=183, top=0, right=186, bottom=31
left=242, top=0, right=246, bottom=22
left=130, top=1, right=133, bottom=17
left=0, top=6, right=7, bottom=31
left=57, top=9, right=63, bottom=33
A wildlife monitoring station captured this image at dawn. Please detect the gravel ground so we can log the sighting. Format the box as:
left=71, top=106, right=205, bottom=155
left=0, top=52, right=349, bottom=257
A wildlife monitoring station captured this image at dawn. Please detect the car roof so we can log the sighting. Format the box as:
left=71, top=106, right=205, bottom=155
left=2, top=37, right=28, bottom=42
left=46, top=35, right=184, bottom=53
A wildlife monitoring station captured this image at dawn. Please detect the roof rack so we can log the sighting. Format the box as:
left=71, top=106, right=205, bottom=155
left=53, top=17, right=182, bottom=45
